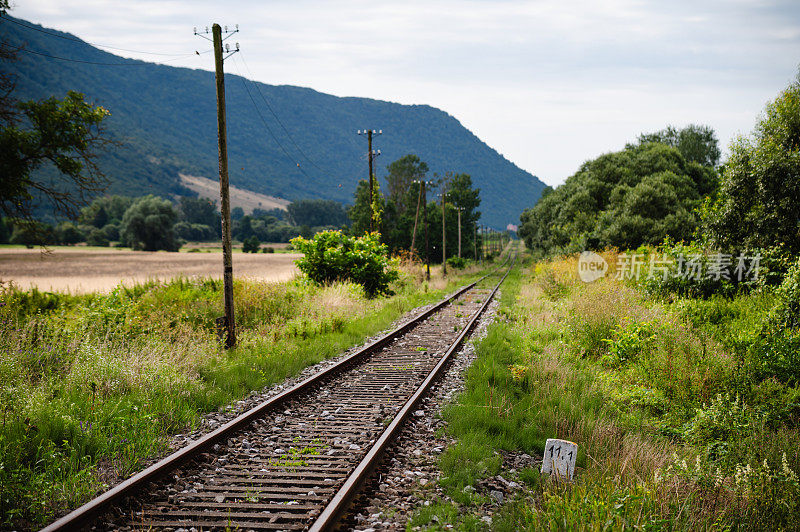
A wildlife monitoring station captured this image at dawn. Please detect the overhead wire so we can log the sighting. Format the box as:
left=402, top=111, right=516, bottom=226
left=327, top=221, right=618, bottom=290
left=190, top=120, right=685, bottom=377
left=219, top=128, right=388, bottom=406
left=1, top=15, right=193, bottom=56
left=237, top=51, right=327, bottom=173
left=18, top=47, right=210, bottom=66
left=230, top=55, right=317, bottom=181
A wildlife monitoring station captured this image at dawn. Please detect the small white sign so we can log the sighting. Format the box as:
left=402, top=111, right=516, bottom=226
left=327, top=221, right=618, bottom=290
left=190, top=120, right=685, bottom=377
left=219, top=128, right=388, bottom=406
left=541, top=438, right=577, bottom=480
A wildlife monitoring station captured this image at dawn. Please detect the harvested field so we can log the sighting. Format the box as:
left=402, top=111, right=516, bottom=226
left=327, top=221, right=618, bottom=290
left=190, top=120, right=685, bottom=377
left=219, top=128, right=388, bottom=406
left=0, top=247, right=300, bottom=293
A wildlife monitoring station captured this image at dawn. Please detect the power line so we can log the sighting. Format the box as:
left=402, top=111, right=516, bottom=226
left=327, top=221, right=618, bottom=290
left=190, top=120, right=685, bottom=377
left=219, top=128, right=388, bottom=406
left=18, top=46, right=210, bottom=66
left=231, top=55, right=316, bottom=181
left=238, top=52, right=326, bottom=173
left=1, top=15, right=192, bottom=57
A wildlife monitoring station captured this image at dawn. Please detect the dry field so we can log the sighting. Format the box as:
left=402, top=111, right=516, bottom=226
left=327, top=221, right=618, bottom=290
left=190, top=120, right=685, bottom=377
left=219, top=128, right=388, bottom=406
left=0, top=247, right=300, bottom=293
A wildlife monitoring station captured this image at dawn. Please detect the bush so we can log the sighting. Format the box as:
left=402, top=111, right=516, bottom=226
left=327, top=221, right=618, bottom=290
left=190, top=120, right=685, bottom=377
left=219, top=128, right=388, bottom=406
left=262, top=246, right=275, bottom=253
left=291, top=230, right=399, bottom=298
left=86, top=228, right=110, bottom=247
left=446, top=256, right=467, bottom=269
left=242, top=235, right=260, bottom=253
left=56, top=221, right=84, bottom=245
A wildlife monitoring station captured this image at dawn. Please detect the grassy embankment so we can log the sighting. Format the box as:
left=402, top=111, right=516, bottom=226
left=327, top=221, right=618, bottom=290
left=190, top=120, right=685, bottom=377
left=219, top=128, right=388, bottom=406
left=0, top=259, right=488, bottom=529
left=412, top=247, right=799, bottom=531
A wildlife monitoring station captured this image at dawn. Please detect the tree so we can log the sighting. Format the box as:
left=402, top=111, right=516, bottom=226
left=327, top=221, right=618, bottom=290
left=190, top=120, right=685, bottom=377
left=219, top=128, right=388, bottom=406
left=79, top=195, right=134, bottom=227
left=0, top=90, right=111, bottom=221
left=287, top=199, right=348, bottom=227
left=242, top=235, right=260, bottom=253
left=704, top=73, right=800, bottom=256
left=385, top=154, right=428, bottom=215
left=120, top=195, right=180, bottom=251
left=348, top=179, right=384, bottom=235
left=179, top=196, right=220, bottom=228
left=518, top=142, right=716, bottom=254
left=637, top=124, right=721, bottom=168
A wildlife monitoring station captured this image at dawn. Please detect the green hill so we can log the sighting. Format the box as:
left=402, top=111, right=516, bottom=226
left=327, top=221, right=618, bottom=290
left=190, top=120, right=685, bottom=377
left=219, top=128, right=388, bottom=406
left=2, top=15, right=546, bottom=228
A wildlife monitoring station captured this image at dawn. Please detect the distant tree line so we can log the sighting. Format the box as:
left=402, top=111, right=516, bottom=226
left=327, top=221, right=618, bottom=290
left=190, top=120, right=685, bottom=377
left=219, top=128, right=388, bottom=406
left=0, top=195, right=350, bottom=251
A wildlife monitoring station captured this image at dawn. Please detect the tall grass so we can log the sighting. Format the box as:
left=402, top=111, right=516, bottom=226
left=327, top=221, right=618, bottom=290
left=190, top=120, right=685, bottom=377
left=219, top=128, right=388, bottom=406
left=417, top=249, right=800, bottom=531
left=0, top=263, right=481, bottom=529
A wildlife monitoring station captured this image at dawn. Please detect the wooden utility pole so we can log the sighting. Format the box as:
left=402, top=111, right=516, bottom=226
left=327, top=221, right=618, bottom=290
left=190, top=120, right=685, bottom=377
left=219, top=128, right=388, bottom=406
left=357, top=129, right=381, bottom=233
left=367, top=130, right=373, bottom=232
left=423, top=181, right=430, bottom=281
left=410, top=180, right=423, bottom=255
left=441, top=184, right=447, bottom=276
left=456, top=207, right=462, bottom=259
left=475, top=224, right=479, bottom=263
left=198, top=22, right=239, bottom=348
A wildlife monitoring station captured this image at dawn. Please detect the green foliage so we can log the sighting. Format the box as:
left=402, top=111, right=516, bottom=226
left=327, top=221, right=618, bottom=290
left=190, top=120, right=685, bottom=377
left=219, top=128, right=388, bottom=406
left=636, top=123, right=721, bottom=167
left=120, top=195, right=180, bottom=251
left=173, top=221, right=216, bottom=242
left=600, top=319, right=657, bottom=367
left=242, top=235, right=260, bottom=253
left=519, top=140, right=717, bottom=255
left=56, top=221, right=84, bottom=244
left=286, top=199, right=348, bottom=228
left=684, top=393, right=754, bottom=458
left=291, top=230, right=399, bottom=297
left=85, top=227, right=109, bottom=247
left=446, top=256, right=467, bottom=269
left=704, top=73, right=800, bottom=256
left=79, top=195, right=133, bottom=228
left=0, top=90, right=111, bottom=220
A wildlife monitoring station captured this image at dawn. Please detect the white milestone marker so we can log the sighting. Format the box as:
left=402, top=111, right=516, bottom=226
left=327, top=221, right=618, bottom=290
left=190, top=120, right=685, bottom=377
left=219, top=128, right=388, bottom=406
left=541, top=438, right=577, bottom=480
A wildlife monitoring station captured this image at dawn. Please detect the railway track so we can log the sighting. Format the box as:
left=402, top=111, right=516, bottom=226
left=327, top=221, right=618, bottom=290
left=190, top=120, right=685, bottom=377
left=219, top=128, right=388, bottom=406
left=42, top=252, right=516, bottom=532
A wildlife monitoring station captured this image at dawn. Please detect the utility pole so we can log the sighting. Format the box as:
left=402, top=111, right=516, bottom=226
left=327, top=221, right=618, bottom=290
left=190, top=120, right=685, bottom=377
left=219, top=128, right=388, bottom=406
left=357, top=129, right=382, bottom=233
left=456, top=207, right=462, bottom=259
left=423, top=181, right=430, bottom=281
left=474, top=224, right=479, bottom=263
left=196, top=23, right=239, bottom=349
left=410, top=179, right=423, bottom=255
left=441, top=184, right=447, bottom=276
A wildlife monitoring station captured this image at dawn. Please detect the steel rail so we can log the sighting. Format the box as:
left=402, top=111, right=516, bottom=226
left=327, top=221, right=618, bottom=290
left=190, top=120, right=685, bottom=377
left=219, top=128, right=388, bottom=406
left=310, top=250, right=517, bottom=531
left=39, top=257, right=511, bottom=532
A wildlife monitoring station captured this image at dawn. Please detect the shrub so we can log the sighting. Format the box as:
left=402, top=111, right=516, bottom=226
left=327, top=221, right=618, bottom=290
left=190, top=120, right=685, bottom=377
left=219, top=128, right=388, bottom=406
left=446, top=256, right=467, bottom=269
left=86, top=228, right=109, bottom=247
left=291, top=230, right=398, bottom=298
left=262, top=246, right=275, bottom=253
left=601, top=319, right=657, bottom=367
left=242, top=235, right=260, bottom=253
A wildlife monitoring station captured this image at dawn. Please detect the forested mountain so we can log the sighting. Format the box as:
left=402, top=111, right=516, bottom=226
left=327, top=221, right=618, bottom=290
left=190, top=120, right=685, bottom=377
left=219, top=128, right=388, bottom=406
left=2, top=15, right=545, bottom=228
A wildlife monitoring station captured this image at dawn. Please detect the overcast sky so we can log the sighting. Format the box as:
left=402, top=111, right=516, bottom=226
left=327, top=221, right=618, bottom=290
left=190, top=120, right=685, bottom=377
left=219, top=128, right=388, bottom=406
left=11, top=0, right=800, bottom=186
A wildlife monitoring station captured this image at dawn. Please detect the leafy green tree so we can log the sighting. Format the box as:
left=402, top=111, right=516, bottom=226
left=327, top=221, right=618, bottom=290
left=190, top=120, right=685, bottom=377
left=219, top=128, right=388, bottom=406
left=519, top=142, right=716, bottom=254
left=287, top=199, right=348, bottom=227
left=120, top=195, right=180, bottom=251
left=348, top=179, right=384, bottom=235
left=385, top=154, right=428, bottom=215
left=56, top=221, right=84, bottom=244
left=291, top=230, right=398, bottom=297
left=242, top=235, right=260, bottom=253
left=703, top=73, right=800, bottom=256
left=0, top=91, right=111, bottom=221
left=179, top=196, right=220, bottom=229
left=231, top=206, right=245, bottom=221
left=637, top=124, right=721, bottom=168
left=79, top=195, right=134, bottom=227
left=86, top=227, right=109, bottom=247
